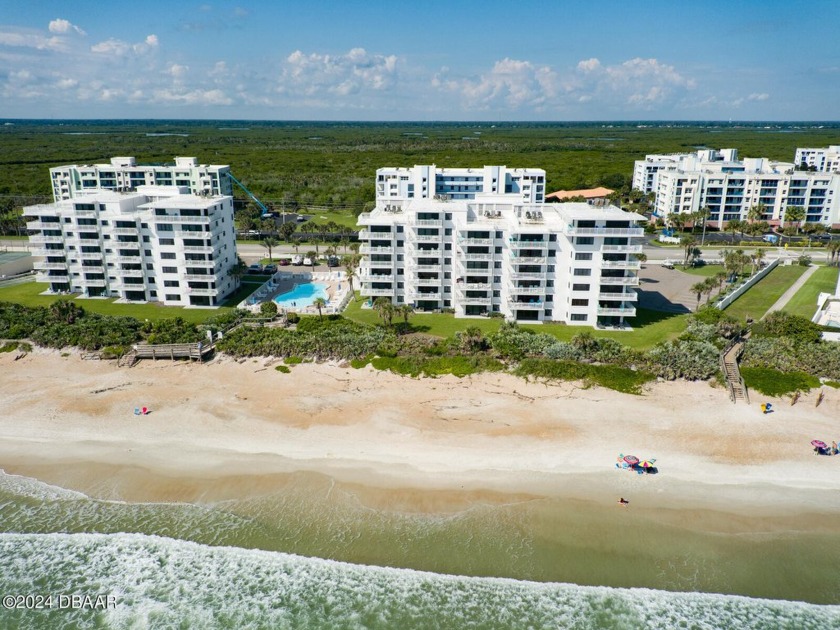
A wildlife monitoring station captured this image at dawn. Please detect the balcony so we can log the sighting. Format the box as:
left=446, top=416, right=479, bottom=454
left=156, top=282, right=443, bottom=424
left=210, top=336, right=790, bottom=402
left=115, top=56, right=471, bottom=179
left=601, top=260, right=642, bottom=270
left=362, top=288, right=395, bottom=296
left=31, top=248, right=65, bottom=257
left=183, top=273, right=213, bottom=281
left=513, top=256, right=546, bottom=264
left=457, top=282, right=491, bottom=291
left=462, top=253, right=493, bottom=261
left=34, top=261, right=67, bottom=270
left=76, top=239, right=102, bottom=246
left=510, top=272, right=546, bottom=280
left=173, top=228, right=209, bottom=237
left=408, top=263, right=442, bottom=272
left=408, top=291, right=442, bottom=301
left=160, top=215, right=209, bottom=224
left=360, top=245, right=393, bottom=254
left=359, top=273, right=394, bottom=282
left=112, top=227, right=139, bottom=235
left=26, top=221, right=63, bottom=230
left=187, top=287, right=218, bottom=296
left=29, top=235, right=65, bottom=244
left=183, top=259, right=214, bottom=267
left=508, top=299, right=543, bottom=309
left=458, top=295, right=492, bottom=305
left=565, top=226, right=644, bottom=237
left=509, top=240, right=547, bottom=249
left=598, top=291, right=638, bottom=302
left=509, top=285, right=544, bottom=295
left=459, top=237, right=493, bottom=246
left=359, top=229, right=392, bottom=240
left=599, top=276, right=639, bottom=286
left=597, top=306, right=637, bottom=316
left=180, top=245, right=214, bottom=254
left=368, top=258, right=393, bottom=268
left=602, top=244, right=644, bottom=253
left=36, top=272, right=69, bottom=282
left=408, top=233, right=441, bottom=243
left=82, top=278, right=108, bottom=287
left=414, top=219, right=442, bottom=226
left=80, top=265, right=105, bottom=273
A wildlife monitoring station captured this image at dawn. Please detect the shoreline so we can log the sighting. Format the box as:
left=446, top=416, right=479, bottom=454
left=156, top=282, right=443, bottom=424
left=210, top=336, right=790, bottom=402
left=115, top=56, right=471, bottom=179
left=1, top=350, right=838, bottom=518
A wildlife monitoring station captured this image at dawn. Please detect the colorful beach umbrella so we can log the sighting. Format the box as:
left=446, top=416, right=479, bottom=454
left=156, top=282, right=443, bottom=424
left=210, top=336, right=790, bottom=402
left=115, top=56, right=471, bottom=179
left=623, top=455, right=640, bottom=465
left=639, top=460, right=655, bottom=469
left=811, top=440, right=828, bottom=449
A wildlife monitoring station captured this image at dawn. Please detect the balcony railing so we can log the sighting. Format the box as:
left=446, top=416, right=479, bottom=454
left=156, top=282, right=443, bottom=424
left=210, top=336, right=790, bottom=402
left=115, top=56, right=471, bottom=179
left=26, top=221, right=63, bottom=230
left=112, top=227, right=139, bottom=235
left=597, top=306, right=637, bottom=316
left=359, top=229, right=393, bottom=240
left=180, top=246, right=214, bottom=254
left=183, top=273, right=213, bottom=281
left=82, top=278, right=107, bottom=287
left=76, top=239, right=102, bottom=246
left=509, top=285, right=544, bottom=295
left=599, top=276, right=639, bottom=285
left=359, top=273, right=394, bottom=282
left=508, top=299, right=543, bottom=309
left=414, top=276, right=441, bottom=286
left=360, top=245, right=393, bottom=254
left=31, top=248, right=65, bottom=257
left=187, top=288, right=219, bottom=296
left=510, top=272, right=546, bottom=280
left=408, top=263, right=442, bottom=272
left=408, top=233, right=441, bottom=243
left=566, top=227, right=644, bottom=237
left=601, top=260, right=641, bottom=270
left=36, top=272, right=69, bottom=282
left=602, top=244, right=644, bottom=253
left=513, top=256, right=546, bottom=264
left=414, top=219, right=442, bottom=226
left=458, top=295, right=492, bottom=305
left=598, top=291, right=638, bottom=302
left=34, top=261, right=67, bottom=270
left=29, top=235, right=65, bottom=244
left=116, top=255, right=142, bottom=264
left=459, top=237, right=493, bottom=245
left=362, top=288, right=395, bottom=296
left=462, top=253, right=493, bottom=261
left=157, top=216, right=208, bottom=224
left=457, top=282, right=491, bottom=290
left=368, top=259, right=393, bottom=268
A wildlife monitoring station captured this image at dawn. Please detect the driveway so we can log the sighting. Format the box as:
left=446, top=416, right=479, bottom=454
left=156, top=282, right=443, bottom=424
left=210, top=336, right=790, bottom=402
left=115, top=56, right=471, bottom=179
left=636, top=263, right=700, bottom=313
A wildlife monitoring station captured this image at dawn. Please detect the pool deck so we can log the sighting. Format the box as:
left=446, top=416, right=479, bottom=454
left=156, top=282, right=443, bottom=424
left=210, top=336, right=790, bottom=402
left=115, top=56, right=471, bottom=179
left=240, top=270, right=352, bottom=315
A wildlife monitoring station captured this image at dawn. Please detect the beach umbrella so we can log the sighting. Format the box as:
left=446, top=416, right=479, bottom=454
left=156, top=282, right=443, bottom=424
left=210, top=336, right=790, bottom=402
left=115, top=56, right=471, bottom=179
left=623, top=455, right=640, bottom=465
left=811, top=440, right=828, bottom=449
left=639, top=460, right=655, bottom=469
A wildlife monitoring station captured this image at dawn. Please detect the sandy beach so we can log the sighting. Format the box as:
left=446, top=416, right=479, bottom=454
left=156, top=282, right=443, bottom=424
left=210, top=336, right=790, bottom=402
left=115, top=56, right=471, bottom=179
left=1, top=349, right=838, bottom=519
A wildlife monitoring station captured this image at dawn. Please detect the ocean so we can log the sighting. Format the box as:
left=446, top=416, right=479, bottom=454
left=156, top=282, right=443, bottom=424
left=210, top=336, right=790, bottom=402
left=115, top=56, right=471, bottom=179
left=1, top=470, right=839, bottom=629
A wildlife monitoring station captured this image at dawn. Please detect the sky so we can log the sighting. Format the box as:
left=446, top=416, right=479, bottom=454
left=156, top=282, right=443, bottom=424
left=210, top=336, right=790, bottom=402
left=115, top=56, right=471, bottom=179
left=1, top=0, right=839, bottom=121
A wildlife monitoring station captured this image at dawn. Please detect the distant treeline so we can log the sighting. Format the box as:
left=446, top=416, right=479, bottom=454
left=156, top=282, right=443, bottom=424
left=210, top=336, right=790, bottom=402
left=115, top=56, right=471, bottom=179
left=2, top=120, right=839, bottom=207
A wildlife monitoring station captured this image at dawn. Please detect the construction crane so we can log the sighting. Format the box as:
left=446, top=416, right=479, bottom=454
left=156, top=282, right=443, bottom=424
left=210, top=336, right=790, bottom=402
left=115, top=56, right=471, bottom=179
left=227, top=172, right=272, bottom=218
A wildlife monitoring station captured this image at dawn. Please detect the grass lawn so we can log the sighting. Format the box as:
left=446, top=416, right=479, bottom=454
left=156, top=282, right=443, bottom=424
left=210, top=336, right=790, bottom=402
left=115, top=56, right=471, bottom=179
left=781, top=266, right=840, bottom=320
left=0, top=279, right=243, bottom=323
left=724, top=265, right=809, bottom=321
left=681, top=264, right=726, bottom=278
left=342, top=294, right=687, bottom=350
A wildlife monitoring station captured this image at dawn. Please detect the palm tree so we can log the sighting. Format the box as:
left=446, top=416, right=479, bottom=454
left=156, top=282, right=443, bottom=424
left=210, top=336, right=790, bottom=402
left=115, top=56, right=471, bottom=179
left=783, top=206, right=805, bottom=234
left=50, top=299, right=84, bottom=324
left=343, top=258, right=358, bottom=301
left=349, top=242, right=360, bottom=256
left=261, top=236, right=279, bottom=262
left=747, top=203, right=765, bottom=224
left=291, top=235, right=301, bottom=255
left=828, top=241, right=840, bottom=267
left=681, top=235, right=698, bottom=267
left=228, top=259, right=248, bottom=288
left=373, top=297, right=394, bottom=326
left=460, top=326, right=485, bottom=352
left=279, top=221, right=297, bottom=242
left=397, top=303, right=414, bottom=331
left=312, top=297, right=326, bottom=319
left=702, top=277, right=716, bottom=304
left=714, top=271, right=728, bottom=294
left=306, top=250, right=317, bottom=270
left=751, top=248, right=766, bottom=275
left=690, top=281, right=706, bottom=311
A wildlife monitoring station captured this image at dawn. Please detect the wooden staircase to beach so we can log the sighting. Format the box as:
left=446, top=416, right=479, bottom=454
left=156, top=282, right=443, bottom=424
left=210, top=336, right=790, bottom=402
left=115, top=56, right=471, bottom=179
left=721, top=337, right=749, bottom=404
left=117, top=350, right=138, bottom=368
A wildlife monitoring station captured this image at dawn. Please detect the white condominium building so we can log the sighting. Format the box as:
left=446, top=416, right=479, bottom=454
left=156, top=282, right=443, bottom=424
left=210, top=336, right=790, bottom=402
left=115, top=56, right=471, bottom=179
left=49, top=156, right=232, bottom=202
left=358, top=166, right=645, bottom=328
left=634, top=149, right=840, bottom=227
left=24, top=186, right=238, bottom=306
left=632, top=149, right=739, bottom=194
left=376, top=164, right=546, bottom=204
left=795, top=146, right=840, bottom=173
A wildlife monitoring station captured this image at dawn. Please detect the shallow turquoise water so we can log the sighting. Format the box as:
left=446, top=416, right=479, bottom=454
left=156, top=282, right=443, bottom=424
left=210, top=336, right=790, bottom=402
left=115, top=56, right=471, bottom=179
left=273, top=282, right=328, bottom=308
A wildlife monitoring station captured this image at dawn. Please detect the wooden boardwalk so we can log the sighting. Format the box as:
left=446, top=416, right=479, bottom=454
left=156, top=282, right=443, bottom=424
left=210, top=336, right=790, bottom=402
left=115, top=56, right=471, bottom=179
left=721, top=337, right=749, bottom=404
left=119, top=341, right=214, bottom=367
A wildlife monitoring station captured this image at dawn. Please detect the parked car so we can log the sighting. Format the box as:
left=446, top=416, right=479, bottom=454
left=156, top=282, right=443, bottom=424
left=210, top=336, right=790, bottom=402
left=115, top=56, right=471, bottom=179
left=278, top=258, right=290, bottom=266
left=292, top=255, right=303, bottom=265
left=263, top=263, right=277, bottom=274
left=303, top=257, right=314, bottom=266
left=326, top=256, right=340, bottom=267
left=247, top=263, right=263, bottom=274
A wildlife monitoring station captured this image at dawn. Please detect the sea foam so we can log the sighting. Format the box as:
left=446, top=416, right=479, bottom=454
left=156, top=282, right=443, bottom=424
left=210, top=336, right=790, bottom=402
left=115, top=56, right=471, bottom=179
left=0, top=532, right=837, bottom=629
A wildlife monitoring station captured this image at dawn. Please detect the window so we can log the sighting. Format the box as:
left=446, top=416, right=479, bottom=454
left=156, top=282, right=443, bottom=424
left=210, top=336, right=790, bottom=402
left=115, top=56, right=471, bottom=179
left=164, top=280, right=179, bottom=288
left=162, top=266, right=178, bottom=274
left=571, top=313, right=588, bottom=322
left=160, top=238, right=175, bottom=246
left=573, top=268, right=591, bottom=276
left=571, top=298, right=589, bottom=306
left=575, top=252, right=593, bottom=261
left=161, top=252, right=176, bottom=260
left=572, top=283, right=590, bottom=291
left=576, top=237, right=594, bottom=245
left=165, top=294, right=180, bottom=301
left=146, top=263, right=154, bottom=270
left=445, top=213, right=452, bottom=220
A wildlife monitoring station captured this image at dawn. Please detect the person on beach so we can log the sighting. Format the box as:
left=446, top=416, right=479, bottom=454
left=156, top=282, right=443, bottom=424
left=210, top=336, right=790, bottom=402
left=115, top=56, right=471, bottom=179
left=618, top=498, right=629, bottom=506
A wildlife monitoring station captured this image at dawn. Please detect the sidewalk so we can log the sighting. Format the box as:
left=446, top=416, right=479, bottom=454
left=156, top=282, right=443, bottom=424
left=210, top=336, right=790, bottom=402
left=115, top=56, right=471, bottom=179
left=762, top=264, right=818, bottom=319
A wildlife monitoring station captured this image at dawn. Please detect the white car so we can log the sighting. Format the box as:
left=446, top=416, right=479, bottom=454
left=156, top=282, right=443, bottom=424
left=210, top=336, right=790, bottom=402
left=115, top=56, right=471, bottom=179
left=292, top=255, right=303, bottom=265
left=302, top=257, right=313, bottom=266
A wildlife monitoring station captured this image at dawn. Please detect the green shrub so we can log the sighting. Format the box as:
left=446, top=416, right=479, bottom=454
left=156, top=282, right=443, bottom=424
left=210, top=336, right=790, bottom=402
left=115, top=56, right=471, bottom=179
left=275, top=365, right=291, bottom=373
left=259, top=301, right=278, bottom=317
left=641, top=340, right=720, bottom=380
left=514, top=359, right=654, bottom=395
left=371, top=355, right=503, bottom=378
left=752, top=311, right=823, bottom=344
left=350, top=355, right=372, bottom=369
left=285, top=356, right=303, bottom=364
left=798, top=255, right=812, bottom=266
left=100, top=345, right=127, bottom=359
left=0, top=342, right=17, bottom=353
left=286, top=312, right=300, bottom=324
left=824, top=380, right=840, bottom=389
left=16, top=342, right=32, bottom=353
left=741, top=367, right=820, bottom=396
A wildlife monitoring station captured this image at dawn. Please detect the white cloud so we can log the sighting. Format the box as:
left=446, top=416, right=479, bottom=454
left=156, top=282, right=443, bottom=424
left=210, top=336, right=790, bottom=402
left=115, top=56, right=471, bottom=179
left=434, top=58, right=558, bottom=110
left=48, top=19, right=86, bottom=36
left=577, top=58, right=600, bottom=73
left=152, top=87, right=232, bottom=106
left=90, top=38, right=130, bottom=56
left=748, top=92, right=769, bottom=101
left=282, top=47, right=398, bottom=96
left=168, top=63, right=189, bottom=79
left=0, top=28, right=67, bottom=51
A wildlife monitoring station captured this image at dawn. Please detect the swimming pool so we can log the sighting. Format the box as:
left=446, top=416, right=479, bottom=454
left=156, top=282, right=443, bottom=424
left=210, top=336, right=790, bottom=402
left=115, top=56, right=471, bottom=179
left=273, top=282, right=329, bottom=308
